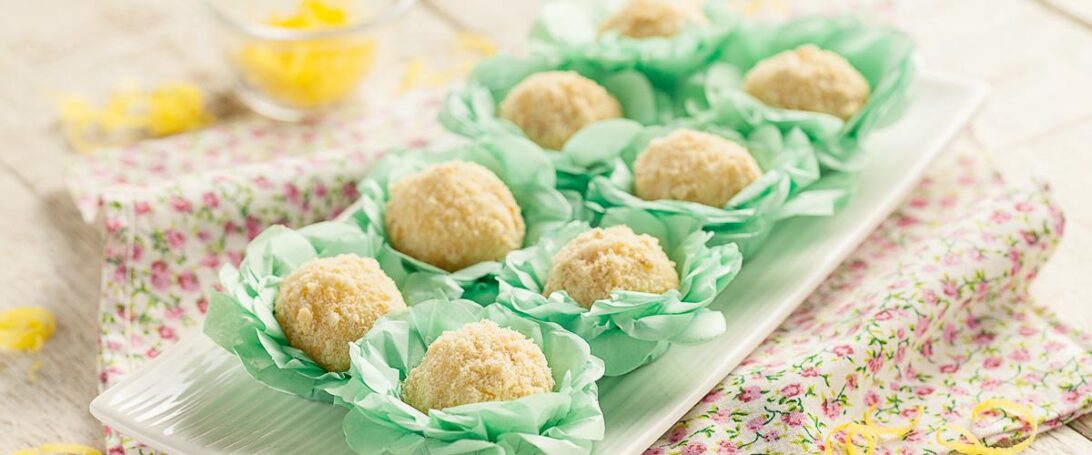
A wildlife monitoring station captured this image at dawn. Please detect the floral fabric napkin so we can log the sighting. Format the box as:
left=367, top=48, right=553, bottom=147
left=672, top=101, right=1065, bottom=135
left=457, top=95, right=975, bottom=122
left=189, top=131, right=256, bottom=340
left=645, top=140, right=1092, bottom=454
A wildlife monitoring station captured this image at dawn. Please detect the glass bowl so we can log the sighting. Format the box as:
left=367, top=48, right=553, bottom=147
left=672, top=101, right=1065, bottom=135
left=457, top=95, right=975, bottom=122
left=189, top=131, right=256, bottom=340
left=205, top=0, right=416, bottom=121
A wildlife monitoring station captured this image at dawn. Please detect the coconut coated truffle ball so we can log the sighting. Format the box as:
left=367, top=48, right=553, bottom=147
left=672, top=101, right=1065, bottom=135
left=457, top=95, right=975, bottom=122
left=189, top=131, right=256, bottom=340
left=599, top=0, right=700, bottom=39
left=499, top=71, right=622, bottom=150
left=544, top=225, right=678, bottom=308
left=742, top=45, right=871, bottom=120
left=275, top=255, right=407, bottom=372
left=633, top=129, right=761, bottom=208
left=385, top=161, right=525, bottom=272
left=401, top=320, right=555, bottom=413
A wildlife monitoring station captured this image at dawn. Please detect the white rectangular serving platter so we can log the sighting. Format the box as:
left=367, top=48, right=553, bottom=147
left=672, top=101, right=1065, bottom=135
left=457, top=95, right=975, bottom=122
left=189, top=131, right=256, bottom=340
left=91, top=72, right=988, bottom=455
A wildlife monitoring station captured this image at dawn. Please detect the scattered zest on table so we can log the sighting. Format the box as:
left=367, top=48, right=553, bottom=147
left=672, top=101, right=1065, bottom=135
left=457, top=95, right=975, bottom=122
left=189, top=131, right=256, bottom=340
left=936, top=399, right=1039, bottom=455
left=56, top=82, right=213, bottom=153
left=0, top=306, right=56, bottom=352
left=12, top=443, right=103, bottom=455
left=824, top=405, right=922, bottom=455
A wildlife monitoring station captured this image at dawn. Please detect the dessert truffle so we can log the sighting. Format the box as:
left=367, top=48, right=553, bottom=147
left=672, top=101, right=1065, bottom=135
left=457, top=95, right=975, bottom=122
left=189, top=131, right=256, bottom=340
left=499, top=71, right=622, bottom=150
left=544, top=225, right=679, bottom=308
left=742, top=45, right=871, bottom=120
left=385, top=161, right=525, bottom=272
left=599, top=0, right=699, bottom=39
left=633, top=129, right=761, bottom=208
left=401, top=320, right=554, bottom=413
left=275, top=255, right=406, bottom=372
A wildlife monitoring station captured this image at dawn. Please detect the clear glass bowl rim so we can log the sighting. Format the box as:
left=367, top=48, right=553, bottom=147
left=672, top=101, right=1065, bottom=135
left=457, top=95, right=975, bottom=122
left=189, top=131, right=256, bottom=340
left=204, top=0, right=417, bottom=41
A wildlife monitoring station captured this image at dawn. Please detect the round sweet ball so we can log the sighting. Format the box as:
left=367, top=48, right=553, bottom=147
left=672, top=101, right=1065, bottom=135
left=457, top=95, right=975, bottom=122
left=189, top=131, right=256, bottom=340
left=499, top=71, right=622, bottom=151
left=742, top=44, right=871, bottom=120
left=401, top=320, right=555, bottom=413
left=544, top=225, right=679, bottom=308
left=385, top=161, right=525, bottom=272
left=633, top=129, right=761, bottom=208
left=599, top=0, right=699, bottom=39
left=275, top=255, right=407, bottom=372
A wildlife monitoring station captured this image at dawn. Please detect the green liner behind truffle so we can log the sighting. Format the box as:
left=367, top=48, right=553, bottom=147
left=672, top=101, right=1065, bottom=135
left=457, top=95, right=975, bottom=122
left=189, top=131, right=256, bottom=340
left=694, top=16, right=915, bottom=170
left=439, top=51, right=696, bottom=192
left=529, top=0, right=739, bottom=87
left=585, top=122, right=847, bottom=255
left=332, top=299, right=605, bottom=455
left=203, top=221, right=463, bottom=403
left=351, top=135, right=574, bottom=304
left=496, top=208, right=741, bottom=376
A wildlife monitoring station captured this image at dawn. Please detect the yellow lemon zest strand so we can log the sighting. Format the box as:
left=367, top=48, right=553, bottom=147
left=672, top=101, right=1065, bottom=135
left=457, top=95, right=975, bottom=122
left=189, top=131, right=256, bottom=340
left=455, top=32, right=498, bottom=56
left=824, top=406, right=922, bottom=455
left=239, top=0, right=376, bottom=108
left=399, top=58, right=426, bottom=93
left=399, top=32, right=497, bottom=93
left=55, top=82, right=213, bottom=152
left=145, top=82, right=214, bottom=136
left=936, top=399, right=1038, bottom=455
left=56, top=95, right=101, bottom=154
left=13, top=443, right=102, bottom=455
left=0, top=307, right=56, bottom=352
left=28, top=358, right=43, bottom=382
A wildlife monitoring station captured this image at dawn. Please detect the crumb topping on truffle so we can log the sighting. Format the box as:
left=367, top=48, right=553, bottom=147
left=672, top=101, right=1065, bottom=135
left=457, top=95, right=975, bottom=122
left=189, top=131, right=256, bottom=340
left=742, top=44, right=871, bottom=120
left=499, top=71, right=622, bottom=150
left=385, top=161, right=525, bottom=272
left=275, top=255, right=407, bottom=372
left=633, top=129, right=762, bottom=208
left=544, top=225, right=679, bottom=308
left=598, top=0, right=700, bottom=39
left=401, top=320, right=554, bottom=413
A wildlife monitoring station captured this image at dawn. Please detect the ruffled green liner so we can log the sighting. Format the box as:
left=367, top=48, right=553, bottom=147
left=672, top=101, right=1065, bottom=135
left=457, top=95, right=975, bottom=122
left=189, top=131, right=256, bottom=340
left=585, top=122, right=848, bottom=255
left=693, top=16, right=915, bottom=170
left=351, top=135, right=574, bottom=304
left=439, top=51, right=700, bottom=192
left=203, top=221, right=463, bottom=403
left=332, top=299, right=605, bottom=455
left=495, top=208, right=741, bottom=376
left=529, top=0, right=739, bottom=87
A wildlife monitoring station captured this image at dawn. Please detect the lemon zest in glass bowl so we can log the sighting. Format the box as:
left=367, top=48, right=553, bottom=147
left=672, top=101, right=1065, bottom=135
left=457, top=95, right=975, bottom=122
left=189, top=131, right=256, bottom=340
left=237, top=0, right=377, bottom=109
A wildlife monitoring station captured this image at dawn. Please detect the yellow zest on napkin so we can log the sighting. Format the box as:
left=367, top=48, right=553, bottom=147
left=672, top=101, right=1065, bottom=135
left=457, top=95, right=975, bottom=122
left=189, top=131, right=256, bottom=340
left=12, top=443, right=102, bottom=455
left=398, top=32, right=498, bottom=93
left=57, top=82, right=213, bottom=153
left=238, top=0, right=377, bottom=108
left=937, top=399, right=1038, bottom=455
left=824, top=406, right=921, bottom=455
left=0, top=306, right=56, bottom=352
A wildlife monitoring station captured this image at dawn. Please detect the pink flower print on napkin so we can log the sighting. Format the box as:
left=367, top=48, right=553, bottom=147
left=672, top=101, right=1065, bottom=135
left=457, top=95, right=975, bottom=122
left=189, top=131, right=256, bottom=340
left=150, top=261, right=171, bottom=290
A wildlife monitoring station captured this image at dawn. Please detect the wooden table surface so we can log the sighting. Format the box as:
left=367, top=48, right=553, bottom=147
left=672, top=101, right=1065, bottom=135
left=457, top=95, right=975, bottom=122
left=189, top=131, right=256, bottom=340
left=0, top=0, right=1089, bottom=453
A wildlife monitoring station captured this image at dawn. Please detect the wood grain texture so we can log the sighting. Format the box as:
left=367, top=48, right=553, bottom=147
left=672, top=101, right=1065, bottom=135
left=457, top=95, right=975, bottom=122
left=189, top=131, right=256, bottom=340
left=0, top=0, right=1088, bottom=453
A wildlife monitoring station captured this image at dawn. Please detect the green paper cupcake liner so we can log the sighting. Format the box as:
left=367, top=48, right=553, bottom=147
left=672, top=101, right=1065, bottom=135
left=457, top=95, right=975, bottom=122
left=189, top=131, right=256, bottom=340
left=332, top=299, right=605, bottom=455
left=496, top=207, right=741, bottom=376
left=203, top=221, right=463, bottom=403
left=350, top=135, right=575, bottom=304
left=584, top=122, right=849, bottom=255
left=439, top=51, right=702, bottom=192
left=529, top=0, right=739, bottom=87
left=693, top=16, right=916, bottom=170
